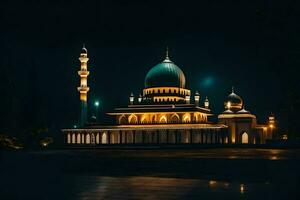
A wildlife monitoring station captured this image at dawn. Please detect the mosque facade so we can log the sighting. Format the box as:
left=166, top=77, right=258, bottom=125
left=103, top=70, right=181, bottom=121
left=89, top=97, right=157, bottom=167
left=62, top=47, right=275, bottom=146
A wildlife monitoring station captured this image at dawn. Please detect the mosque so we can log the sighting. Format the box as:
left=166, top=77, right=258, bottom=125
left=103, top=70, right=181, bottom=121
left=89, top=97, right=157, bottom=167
left=62, top=47, right=275, bottom=146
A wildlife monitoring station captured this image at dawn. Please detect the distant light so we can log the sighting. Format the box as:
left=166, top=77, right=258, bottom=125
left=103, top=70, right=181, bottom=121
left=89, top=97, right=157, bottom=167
left=74, top=125, right=77, bottom=128
left=202, top=77, right=214, bottom=87
left=282, top=134, right=288, bottom=140
left=240, top=184, right=245, bottom=194
left=94, top=101, right=100, bottom=107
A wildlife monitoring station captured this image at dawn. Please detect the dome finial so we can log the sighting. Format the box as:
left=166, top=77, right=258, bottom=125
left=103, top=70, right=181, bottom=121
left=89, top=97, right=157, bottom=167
left=166, top=46, right=169, bottom=59
left=231, top=86, right=235, bottom=93
left=164, top=46, right=171, bottom=62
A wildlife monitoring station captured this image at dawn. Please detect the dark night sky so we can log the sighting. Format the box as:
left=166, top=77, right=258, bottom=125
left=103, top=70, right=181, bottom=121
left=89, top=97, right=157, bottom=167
left=0, top=0, right=299, bottom=137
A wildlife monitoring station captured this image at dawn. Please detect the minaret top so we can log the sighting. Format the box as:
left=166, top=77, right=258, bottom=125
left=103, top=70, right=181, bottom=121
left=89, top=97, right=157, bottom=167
left=81, top=44, right=88, bottom=54
left=231, top=86, right=235, bottom=94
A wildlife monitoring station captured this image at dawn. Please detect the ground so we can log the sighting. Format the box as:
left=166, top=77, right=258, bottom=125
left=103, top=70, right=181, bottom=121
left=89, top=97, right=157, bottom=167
left=1, top=147, right=300, bottom=199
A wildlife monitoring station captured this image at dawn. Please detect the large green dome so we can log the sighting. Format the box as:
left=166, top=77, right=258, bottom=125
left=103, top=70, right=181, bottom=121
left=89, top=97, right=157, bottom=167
left=145, top=58, right=186, bottom=88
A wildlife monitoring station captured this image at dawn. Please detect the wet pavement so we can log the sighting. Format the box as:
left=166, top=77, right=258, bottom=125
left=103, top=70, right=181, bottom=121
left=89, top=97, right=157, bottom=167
left=1, top=148, right=300, bottom=199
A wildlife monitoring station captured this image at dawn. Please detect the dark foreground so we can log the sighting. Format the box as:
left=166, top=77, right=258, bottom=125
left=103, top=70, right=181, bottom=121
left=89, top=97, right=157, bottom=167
left=1, top=148, right=300, bottom=200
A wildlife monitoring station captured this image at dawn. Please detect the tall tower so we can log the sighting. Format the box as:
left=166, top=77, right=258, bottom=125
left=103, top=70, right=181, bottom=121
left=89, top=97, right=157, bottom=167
left=77, top=45, right=90, bottom=127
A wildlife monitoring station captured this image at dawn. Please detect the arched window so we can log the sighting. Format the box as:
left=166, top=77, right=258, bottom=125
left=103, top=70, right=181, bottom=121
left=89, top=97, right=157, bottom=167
left=119, top=115, right=127, bottom=124
left=91, top=134, right=95, bottom=144
left=102, top=132, right=107, bottom=144
left=67, top=134, right=71, bottom=144
left=86, top=134, right=91, bottom=144
left=141, top=115, right=147, bottom=123
left=170, top=114, right=180, bottom=123
left=159, top=115, right=167, bottom=123
left=182, top=113, right=191, bottom=123
left=72, top=134, right=76, bottom=144
left=96, top=133, right=100, bottom=144
left=242, top=132, right=249, bottom=144
left=77, top=134, right=81, bottom=144
left=128, top=114, right=138, bottom=124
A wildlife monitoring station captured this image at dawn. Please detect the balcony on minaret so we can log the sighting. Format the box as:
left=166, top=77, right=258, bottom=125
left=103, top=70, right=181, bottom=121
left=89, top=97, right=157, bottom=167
left=77, top=85, right=90, bottom=93
left=78, top=70, right=90, bottom=76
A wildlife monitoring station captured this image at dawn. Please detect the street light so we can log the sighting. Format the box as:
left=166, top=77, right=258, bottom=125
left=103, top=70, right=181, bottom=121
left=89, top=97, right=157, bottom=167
left=94, top=100, right=100, bottom=122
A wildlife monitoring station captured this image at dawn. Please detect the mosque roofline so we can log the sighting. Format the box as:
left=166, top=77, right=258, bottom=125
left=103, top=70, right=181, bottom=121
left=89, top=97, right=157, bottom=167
left=218, top=113, right=256, bottom=119
left=107, top=105, right=212, bottom=115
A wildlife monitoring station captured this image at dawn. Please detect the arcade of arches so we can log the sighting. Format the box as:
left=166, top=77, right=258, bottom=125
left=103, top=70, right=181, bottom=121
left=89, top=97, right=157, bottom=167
left=65, top=128, right=228, bottom=145
left=117, top=113, right=207, bottom=125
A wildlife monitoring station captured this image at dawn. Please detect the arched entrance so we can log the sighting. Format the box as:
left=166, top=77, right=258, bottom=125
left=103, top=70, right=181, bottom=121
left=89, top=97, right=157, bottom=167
left=101, top=132, right=107, bottom=144
left=86, top=134, right=91, bottom=144
left=242, top=132, right=249, bottom=144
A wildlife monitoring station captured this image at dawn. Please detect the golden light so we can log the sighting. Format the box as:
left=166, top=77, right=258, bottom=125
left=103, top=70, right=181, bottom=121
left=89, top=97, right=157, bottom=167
left=227, top=101, right=231, bottom=109
left=41, top=142, right=48, bottom=147
left=282, top=134, right=288, bottom=140
left=240, top=184, right=245, bottom=194
left=269, top=124, right=274, bottom=129
left=209, top=180, right=217, bottom=189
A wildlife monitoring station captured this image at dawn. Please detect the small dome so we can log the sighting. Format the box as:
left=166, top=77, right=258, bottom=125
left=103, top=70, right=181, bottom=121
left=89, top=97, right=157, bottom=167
left=145, top=58, right=186, bottom=88
left=226, top=92, right=243, bottom=104
left=224, top=88, right=243, bottom=111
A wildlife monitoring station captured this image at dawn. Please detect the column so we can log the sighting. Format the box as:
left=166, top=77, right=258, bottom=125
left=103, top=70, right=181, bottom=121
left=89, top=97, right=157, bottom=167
left=132, top=130, right=135, bottom=144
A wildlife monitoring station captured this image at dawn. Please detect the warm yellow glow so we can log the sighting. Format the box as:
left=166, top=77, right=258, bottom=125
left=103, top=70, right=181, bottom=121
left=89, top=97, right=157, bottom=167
left=154, top=96, right=184, bottom=102
left=185, top=95, right=190, bottom=103
left=159, top=115, right=167, bottom=123
left=269, top=124, right=274, bottom=129
left=170, top=113, right=180, bottom=123
left=42, top=142, right=48, bottom=147
left=128, top=114, right=138, bottom=124
left=183, top=113, right=191, bottom=122
left=240, top=184, right=245, bottom=194
left=218, top=113, right=256, bottom=119
left=140, top=115, right=147, bottom=123
left=227, top=101, right=231, bottom=109
left=242, top=132, right=249, bottom=144
left=143, top=87, right=190, bottom=95
left=209, top=180, right=217, bottom=188
left=225, top=137, right=228, bottom=144
left=78, top=51, right=89, bottom=102
left=101, top=133, right=107, bottom=144
left=282, top=134, right=288, bottom=140
left=86, top=134, right=91, bottom=144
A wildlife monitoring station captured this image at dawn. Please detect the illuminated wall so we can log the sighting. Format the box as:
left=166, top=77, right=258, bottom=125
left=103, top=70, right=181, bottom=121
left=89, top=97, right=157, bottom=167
left=116, top=112, right=208, bottom=125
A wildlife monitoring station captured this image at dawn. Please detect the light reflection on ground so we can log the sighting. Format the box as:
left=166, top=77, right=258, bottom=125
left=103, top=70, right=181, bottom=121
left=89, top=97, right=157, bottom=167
left=75, top=176, right=250, bottom=200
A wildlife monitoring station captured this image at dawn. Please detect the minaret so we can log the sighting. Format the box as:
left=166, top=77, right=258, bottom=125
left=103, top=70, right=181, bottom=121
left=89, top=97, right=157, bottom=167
left=77, top=45, right=90, bottom=127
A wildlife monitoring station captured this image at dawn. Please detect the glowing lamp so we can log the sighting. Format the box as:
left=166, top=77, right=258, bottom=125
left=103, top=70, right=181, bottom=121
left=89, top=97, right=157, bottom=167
left=185, top=95, right=190, bottom=104
left=138, top=95, right=142, bottom=103
left=227, top=101, right=231, bottom=109
left=129, top=93, right=134, bottom=105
